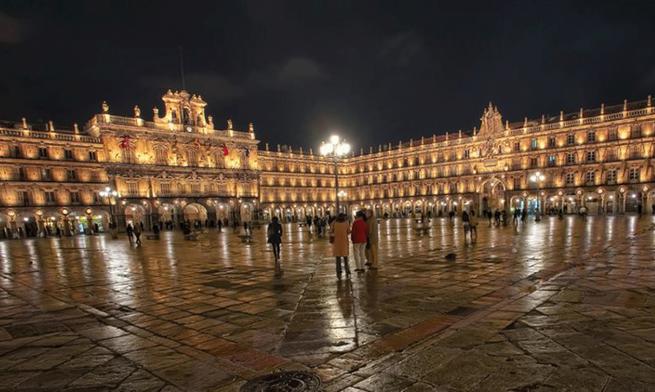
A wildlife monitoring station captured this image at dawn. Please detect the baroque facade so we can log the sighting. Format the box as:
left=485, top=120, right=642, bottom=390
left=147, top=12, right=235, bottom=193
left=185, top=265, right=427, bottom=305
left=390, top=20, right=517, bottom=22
left=1, top=90, right=654, bottom=237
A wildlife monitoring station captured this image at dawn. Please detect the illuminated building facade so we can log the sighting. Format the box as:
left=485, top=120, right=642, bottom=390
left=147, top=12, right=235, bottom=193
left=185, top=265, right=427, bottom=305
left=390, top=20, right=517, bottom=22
left=259, top=97, right=655, bottom=221
left=1, top=90, right=654, bottom=237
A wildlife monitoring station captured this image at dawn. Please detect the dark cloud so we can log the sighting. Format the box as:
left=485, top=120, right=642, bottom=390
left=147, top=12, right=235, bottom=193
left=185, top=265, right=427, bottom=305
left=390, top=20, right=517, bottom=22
left=0, top=1, right=655, bottom=149
left=247, top=57, right=327, bottom=90
left=378, top=31, right=425, bottom=67
left=140, top=73, right=245, bottom=103
left=0, top=11, right=27, bottom=44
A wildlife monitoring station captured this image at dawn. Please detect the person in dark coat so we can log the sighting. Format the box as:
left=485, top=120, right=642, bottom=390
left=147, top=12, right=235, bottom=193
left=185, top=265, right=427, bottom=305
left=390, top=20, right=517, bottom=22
left=267, top=217, right=283, bottom=262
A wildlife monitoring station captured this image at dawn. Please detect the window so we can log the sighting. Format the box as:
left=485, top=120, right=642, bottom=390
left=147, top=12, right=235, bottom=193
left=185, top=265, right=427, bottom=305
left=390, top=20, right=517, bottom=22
left=514, top=142, right=521, bottom=152
left=122, top=149, right=134, bottom=163
left=11, top=146, right=21, bottom=158
left=606, top=169, right=617, bottom=184
left=160, top=183, right=171, bottom=195
left=187, top=149, right=198, bottom=166
left=530, top=157, right=538, bottom=168
left=64, top=149, right=74, bottom=160
left=566, top=152, right=576, bottom=165
left=547, top=155, right=557, bottom=166
left=567, top=134, right=575, bottom=145
left=548, top=137, right=556, bottom=148
left=88, top=151, right=97, bottom=161
left=18, top=167, right=26, bottom=180
left=127, top=182, right=138, bottom=196
left=45, top=191, right=56, bottom=204
left=513, top=177, right=521, bottom=189
left=587, top=131, right=596, bottom=143
left=586, top=151, right=596, bottom=162
left=585, top=171, right=595, bottom=184
left=629, top=168, right=640, bottom=182
left=530, top=138, right=538, bottom=150
left=608, top=128, right=618, bottom=141
left=41, top=168, right=51, bottom=181
left=67, top=169, right=76, bottom=180
left=17, top=191, right=29, bottom=206
left=565, top=173, right=575, bottom=185
left=155, top=148, right=168, bottom=165
left=631, top=125, right=642, bottom=138
left=38, top=147, right=48, bottom=158
left=630, top=147, right=641, bottom=159
left=93, top=192, right=101, bottom=203
left=70, top=191, right=80, bottom=204
left=463, top=149, right=470, bottom=159
left=606, top=149, right=617, bottom=161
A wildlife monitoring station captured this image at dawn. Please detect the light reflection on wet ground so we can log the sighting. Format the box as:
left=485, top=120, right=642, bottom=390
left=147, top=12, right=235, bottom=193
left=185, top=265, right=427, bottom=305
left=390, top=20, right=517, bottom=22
left=0, top=215, right=654, bottom=390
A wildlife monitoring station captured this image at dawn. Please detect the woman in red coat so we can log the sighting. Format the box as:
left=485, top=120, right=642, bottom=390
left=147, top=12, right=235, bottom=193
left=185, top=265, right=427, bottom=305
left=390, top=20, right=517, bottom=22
left=350, top=211, right=368, bottom=272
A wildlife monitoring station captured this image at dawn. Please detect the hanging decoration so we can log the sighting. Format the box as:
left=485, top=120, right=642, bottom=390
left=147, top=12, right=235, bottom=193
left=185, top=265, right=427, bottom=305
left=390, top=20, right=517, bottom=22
left=119, top=135, right=135, bottom=149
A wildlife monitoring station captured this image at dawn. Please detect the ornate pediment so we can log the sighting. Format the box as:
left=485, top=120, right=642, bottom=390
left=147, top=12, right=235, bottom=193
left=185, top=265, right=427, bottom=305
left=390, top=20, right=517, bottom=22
left=479, top=103, right=506, bottom=159
left=479, top=102, right=504, bottom=138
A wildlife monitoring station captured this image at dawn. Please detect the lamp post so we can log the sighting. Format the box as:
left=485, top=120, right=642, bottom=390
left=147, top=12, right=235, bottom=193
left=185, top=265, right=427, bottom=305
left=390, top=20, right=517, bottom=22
left=99, top=187, right=120, bottom=229
left=529, top=171, right=546, bottom=221
left=320, top=135, right=351, bottom=216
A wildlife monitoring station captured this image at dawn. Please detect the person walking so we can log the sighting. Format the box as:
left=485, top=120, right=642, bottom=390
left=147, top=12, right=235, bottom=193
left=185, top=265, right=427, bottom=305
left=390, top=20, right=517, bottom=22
left=267, top=217, right=283, bottom=263
left=365, top=209, right=379, bottom=269
left=133, top=223, right=142, bottom=246
left=217, top=218, right=222, bottom=232
left=351, top=211, right=368, bottom=273
left=330, top=213, right=351, bottom=278
left=126, top=223, right=134, bottom=244
left=462, top=210, right=471, bottom=242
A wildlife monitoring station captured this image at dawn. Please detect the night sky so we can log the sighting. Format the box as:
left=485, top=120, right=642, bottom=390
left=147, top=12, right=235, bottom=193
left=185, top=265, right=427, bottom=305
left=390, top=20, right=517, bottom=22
left=1, top=1, right=655, bottom=151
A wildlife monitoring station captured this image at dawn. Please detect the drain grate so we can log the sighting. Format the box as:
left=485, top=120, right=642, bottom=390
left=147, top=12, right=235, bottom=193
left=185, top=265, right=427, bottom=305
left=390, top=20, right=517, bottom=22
left=241, top=371, right=321, bottom=391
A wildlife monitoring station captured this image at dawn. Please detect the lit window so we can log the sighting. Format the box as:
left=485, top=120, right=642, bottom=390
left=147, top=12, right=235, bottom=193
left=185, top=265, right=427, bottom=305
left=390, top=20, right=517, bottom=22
left=567, top=134, right=575, bottom=145
left=587, top=131, right=596, bottom=143
left=565, top=173, right=575, bottom=185
left=548, top=137, right=556, bottom=148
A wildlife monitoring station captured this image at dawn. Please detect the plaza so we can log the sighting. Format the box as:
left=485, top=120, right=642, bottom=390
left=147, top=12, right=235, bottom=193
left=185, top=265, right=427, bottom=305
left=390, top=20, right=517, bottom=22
left=1, top=216, right=655, bottom=391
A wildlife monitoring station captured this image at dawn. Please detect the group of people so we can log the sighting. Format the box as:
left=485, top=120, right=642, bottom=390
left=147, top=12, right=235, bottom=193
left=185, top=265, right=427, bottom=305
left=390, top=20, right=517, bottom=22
left=304, top=215, right=330, bottom=237
left=330, top=210, right=378, bottom=278
left=125, top=222, right=143, bottom=245
left=267, top=210, right=380, bottom=278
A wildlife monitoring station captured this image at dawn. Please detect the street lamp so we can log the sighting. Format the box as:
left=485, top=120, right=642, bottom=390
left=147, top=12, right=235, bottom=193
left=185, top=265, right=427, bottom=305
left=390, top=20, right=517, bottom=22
left=529, top=171, right=546, bottom=221
left=320, top=134, right=351, bottom=215
left=99, top=186, right=120, bottom=228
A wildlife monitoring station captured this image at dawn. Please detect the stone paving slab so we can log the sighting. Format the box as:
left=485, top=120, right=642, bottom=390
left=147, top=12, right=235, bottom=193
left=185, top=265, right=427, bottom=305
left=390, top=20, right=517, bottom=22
left=0, top=216, right=654, bottom=390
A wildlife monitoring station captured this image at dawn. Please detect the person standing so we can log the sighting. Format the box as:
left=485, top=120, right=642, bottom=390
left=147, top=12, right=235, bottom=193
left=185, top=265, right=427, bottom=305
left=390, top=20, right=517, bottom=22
left=469, top=209, right=478, bottom=240
left=365, top=209, right=379, bottom=269
left=126, top=223, right=134, bottom=244
left=331, top=213, right=351, bottom=278
left=217, top=218, right=223, bottom=232
left=351, top=211, right=368, bottom=273
left=267, top=217, right=283, bottom=262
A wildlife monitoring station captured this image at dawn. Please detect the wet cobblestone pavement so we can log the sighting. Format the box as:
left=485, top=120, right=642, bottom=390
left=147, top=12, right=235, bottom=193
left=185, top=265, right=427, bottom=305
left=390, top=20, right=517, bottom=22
left=1, top=216, right=654, bottom=391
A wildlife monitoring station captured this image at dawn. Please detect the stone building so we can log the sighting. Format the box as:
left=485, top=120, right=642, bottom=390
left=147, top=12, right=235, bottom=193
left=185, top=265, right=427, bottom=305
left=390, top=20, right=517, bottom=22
left=1, top=90, right=654, bottom=237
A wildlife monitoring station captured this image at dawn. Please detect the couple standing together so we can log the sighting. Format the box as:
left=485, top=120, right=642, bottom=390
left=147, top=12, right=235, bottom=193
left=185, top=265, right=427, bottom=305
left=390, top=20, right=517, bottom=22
left=331, top=210, right=378, bottom=278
